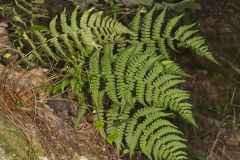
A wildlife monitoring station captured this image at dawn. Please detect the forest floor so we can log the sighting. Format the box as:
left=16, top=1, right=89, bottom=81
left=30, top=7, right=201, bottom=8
left=184, top=0, right=240, bottom=159
left=0, top=0, right=240, bottom=160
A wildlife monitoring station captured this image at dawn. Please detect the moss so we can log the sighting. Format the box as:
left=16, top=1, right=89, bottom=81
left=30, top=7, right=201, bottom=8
left=0, top=112, right=45, bottom=159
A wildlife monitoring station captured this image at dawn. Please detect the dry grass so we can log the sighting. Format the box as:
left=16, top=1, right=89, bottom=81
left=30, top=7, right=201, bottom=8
left=0, top=65, right=116, bottom=160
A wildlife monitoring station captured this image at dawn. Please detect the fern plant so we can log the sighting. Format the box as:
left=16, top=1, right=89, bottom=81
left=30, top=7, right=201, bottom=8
left=31, top=6, right=216, bottom=160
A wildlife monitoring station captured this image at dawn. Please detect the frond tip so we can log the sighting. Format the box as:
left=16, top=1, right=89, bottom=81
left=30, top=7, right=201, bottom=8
left=130, top=8, right=217, bottom=63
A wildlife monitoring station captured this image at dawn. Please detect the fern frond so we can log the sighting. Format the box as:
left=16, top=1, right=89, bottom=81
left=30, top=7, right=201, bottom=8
left=174, top=23, right=196, bottom=39
left=15, top=0, right=49, bottom=18
left=93, top=91, right=106, bottom=138
left=126, top=107, right=169, bottom=155
left=37, top=39, right=193, bottom=160
left=141, top=7, right=155, bottom=43
left=162, top=60, right=188, bottom=76
left=125, top=108, right=187, bottom=160
left=130, top=10, right=141, bottom=41
left=152, top=7, right=167, bottom=39
left=113, top=120, right=127, bottom=151
left=115, top=45, right=137, bottom=105
left=89, top=52, right=100, bottom=105
left=131, top=8, right=216, bottom=63
left=135, top=53, right=160, bottom=105
left=15, top=0, right=31, bottom=15
left=125, top=53, right=150, bottom=93
left=71, top=6, right=80, bottom=30
left=159, top=37, right=169, bottom=58
left=164, top=14, right=184, bottom=38
left=74, top=94, right=88, bottom=129
left=70, top=6, right=86, bottom=51
left=22, top=32, right=44, bottom=62
left=163, top=14, right=184, bottom=52
left=34, top=30, right=59, bottom=60
left=102, top=45, right=120, bottom=104
left=49, top=16, right=68, bottom=58
left=61, top=79, right=71, bottom=92
left=35, top=7, right=133, bottom=61
left=153, top=134, right=187, bottom=160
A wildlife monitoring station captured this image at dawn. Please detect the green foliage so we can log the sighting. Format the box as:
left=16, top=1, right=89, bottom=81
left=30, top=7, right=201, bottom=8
left=10, top=0, right=48, bottom=30
left=34, top=6, right=131, bottom=60
left=0, top=3, right=13, bottom=17
left=14, top=0, right=48, bottom=19
left=35, top=7, right=133, bottom=130
left=0, top=0, right=49, bottom=62
left=89, top=43, right=193, bottom=159
left=130, top=7, right=216, bottom=63
left=32, top=7, right=216, bottom=160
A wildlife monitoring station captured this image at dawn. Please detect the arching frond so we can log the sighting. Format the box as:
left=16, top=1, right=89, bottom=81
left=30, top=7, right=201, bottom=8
left=130, top=8, right=216, bottom=63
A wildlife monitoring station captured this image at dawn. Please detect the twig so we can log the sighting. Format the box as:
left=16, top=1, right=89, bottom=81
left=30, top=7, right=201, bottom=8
left=207, top=129, right=222, bottom=160
left=218, top=148, right=233, bottom=160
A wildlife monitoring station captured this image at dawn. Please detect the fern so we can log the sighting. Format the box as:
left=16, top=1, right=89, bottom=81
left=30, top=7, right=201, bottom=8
left=34, top=7, right=132, bottom=62
left=15, top=0, right=48, bottom=18
left=88, top=43, right=195, bottom=159
left=31, top=6, right=217, bottom=160
left=130, top=7, right=217, bottom=63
